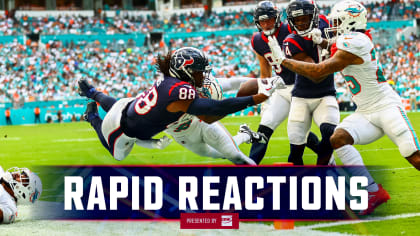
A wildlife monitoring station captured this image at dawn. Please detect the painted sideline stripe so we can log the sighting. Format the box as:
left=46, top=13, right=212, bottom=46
left=369, top=167, right=414, bottom=172
left=298, top=212, right=420, bottom=230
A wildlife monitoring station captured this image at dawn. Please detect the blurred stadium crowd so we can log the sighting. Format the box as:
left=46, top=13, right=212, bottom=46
left=0, top=0, right=418, bottom=111
left=0, top=0, right=418, bottom=35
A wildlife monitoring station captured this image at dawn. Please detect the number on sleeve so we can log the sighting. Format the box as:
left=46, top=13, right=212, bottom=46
left=179, top=88, right=195, bottom=100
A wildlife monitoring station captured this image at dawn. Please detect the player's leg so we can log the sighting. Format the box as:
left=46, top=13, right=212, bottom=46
left=83, top=102, right=109, bottom=152
left=380, top=106, right=420, bottom=170
left=250, top=89, right=291, bottom=164
left=171, top=130, right=225, bottom=162
left=313, top=96, right=340, bottom=165
left=287, top=97, right=312, bottom=165
left=203, top=122, right=256, bottom=165
left=331, top=113, right=390, bottom=215
left=100, top=98, right=136, bottom=160
left=78, top=79, right=117, bottom=112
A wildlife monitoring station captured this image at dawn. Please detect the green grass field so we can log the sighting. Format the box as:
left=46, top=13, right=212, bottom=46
left=1, top=113, right=420, bottom=235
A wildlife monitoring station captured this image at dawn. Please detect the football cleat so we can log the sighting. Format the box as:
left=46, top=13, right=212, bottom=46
left=83, top=102, right=99, bottom=122
left=78, top=79, right=97, bottom=98
left=239, top=124, right=268, bottom=144
left=359, top=184, right=390, bottom=215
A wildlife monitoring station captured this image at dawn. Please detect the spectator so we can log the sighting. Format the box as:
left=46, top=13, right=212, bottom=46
left=34, top=106, right=41, bottom=123
left=5, top=108, right=12, bottom=125
left=57, top=110, right=62, bottom=123
left=408, top=83, right=418, bottom=111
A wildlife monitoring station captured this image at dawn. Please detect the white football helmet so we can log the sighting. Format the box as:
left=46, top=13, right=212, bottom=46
left=3, top=167, right=42, bottom=205
left=325, top=0, right=367, bottom=38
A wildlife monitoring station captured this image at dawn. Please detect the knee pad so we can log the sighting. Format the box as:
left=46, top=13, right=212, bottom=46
left=288, top=132, right=307, bottom=145
left=288, top=122, right=307, bottom=145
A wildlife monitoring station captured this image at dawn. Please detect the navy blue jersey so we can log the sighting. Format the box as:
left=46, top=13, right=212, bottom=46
left=251, top=22, right=295, bottom=85
left=283, top=15, right=336, bottom=98
left=122, top=76, right=196, bottom=140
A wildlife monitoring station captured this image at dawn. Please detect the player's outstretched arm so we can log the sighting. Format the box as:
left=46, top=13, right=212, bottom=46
left=281, top=50, right=360, bottom=82
left=167, top=94, right=266, bottom=122
left=268, top=35, right=362, bottom=82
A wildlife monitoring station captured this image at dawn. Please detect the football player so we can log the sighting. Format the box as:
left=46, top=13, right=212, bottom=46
left=250, top=0, right=320, bottom=164
left=282, top=0, right=338, bottom=165
left=0, top=166, right=42, bottom=224
left=268, top=0, right=420, bottom=215
left=79, top=47, right=285, bottom=163
left=165, top=75, right=267, bottom=165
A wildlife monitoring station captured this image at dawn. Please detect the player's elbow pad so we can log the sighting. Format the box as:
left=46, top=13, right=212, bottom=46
left=187, top=97, right=255, bottom=116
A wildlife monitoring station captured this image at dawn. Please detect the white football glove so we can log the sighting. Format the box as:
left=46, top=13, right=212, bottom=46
left=154, top=136, right=173, bottom=150
left=257, top=76, right=286, bottom=97
left=307, top=28, right=323, bottom=45
left=267, top=36, right=286, bottom=64
left=135, top=136, right=173, bottom=150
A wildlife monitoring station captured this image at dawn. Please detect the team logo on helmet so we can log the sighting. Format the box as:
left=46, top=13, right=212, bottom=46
left=30, top=189, right=40, bottom=203
left=173, top=54, right=194, bottom=70
left=345, top=5, right=363, bottom=17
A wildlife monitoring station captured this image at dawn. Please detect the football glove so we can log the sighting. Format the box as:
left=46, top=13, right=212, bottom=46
left=135, top=136, right=173, bottom=150
left=154, top=136, right=173, bottom=150
left=257, top=76, right=286, bottom=97
left=307, top=28, right=323, bottom=45
left=267, top=36, right=286, bottom=64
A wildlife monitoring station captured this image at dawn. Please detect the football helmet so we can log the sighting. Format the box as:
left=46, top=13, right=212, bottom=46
left=286, top=0, right=319, bottom=36
left=324, top=0, right=367, bottom=38
left=254, top=1, right=281, bottom=36
left=169, top=47, right=211, bottom=87
left=3, top=167, right=42, bottom=205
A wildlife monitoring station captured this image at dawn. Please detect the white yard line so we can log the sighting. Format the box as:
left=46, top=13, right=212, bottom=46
left=53, top=138, right=100, bottom=142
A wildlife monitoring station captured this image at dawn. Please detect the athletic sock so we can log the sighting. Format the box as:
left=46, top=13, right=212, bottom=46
left=316, top=123, right=336, bottom=165
left=335, top=145, right=378, bottom=192
left=306, top=132, right=320, bottom=153
left=89, top=116, right=110, bottom=152
left=233, top=132, right=250, bottom=145
left=288, top=144, right=305, bottom=165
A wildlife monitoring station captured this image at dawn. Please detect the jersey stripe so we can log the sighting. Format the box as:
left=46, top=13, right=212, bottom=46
left=398, top=107, right=420, bottom=150
left=168, top=81, right=190, bottom=96
left=284, top=38, right=304, bottom=51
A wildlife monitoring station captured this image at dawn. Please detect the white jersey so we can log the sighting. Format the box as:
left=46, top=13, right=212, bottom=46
left=337, top=32, right=402, bottom=113
left=0, top=166, right=17, bottom=224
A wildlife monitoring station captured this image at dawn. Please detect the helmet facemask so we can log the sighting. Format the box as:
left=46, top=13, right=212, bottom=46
left=5, top=167, right=42, bottom=205
left=254, top=1, right=281, bottom=36
left=286, top=0, right=319, bottom=37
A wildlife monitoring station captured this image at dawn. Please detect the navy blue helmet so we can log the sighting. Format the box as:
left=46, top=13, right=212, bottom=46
left=253, top=1, right=282, bottom=36
left=286, top=0, right=319, bottom=36
left=169, top=47, right=211, bottom=87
